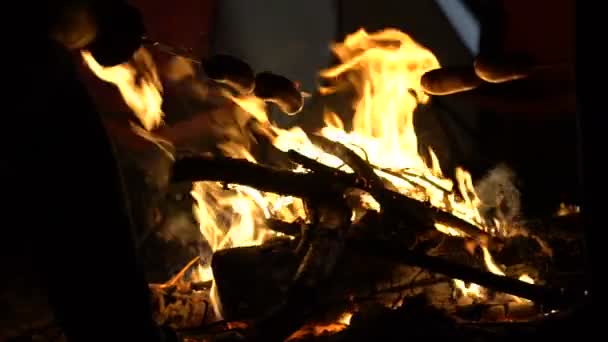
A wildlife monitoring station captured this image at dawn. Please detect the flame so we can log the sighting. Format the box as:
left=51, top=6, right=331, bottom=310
left=453, top=279, right=483, bottom=299
left=190, top=119, right=305, bottom=318
left=187, top=28, right=542, bottom=311
left=81, top=28, right=546, bottom=319
left=81, top=47, right=164, bottom=131
left=286, top=312, right=352, bottom=341
left=518, top=274, right=534, bottom=284
left=481, top=246, right=536, bottom=302
left=191, top=179, right=303, bottom=319
left=556, top=202, right=580, bottom=216
left=337, top=312, right=353, bottom=325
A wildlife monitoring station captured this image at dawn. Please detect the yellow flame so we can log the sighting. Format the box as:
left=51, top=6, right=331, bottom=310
left=190, top=133, right=305, bottom=318
left=519, top=274, right=534, bottom=284
left=337, top=312, right=353, bottom=325
left=556, top=202, right=580, bottom=216
left=84, top=28, right=548, bottom=317
left=482, top=246, right=536, bottom=302
left=81, top=48, right=164, bottom=131
left=482, top=246, right=505, bottom=276
left=286, top=312, right=353, bottom=341
left=191, top=28, right=545, bottom=307
left=453, top=279, right=483, bottom=299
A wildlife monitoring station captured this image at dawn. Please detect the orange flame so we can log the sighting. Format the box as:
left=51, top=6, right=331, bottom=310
left=84, top=28, right=543, bottom=316
left=189, top=28, right=540, bottom=311
left=81, top=47, right=164, bottom=131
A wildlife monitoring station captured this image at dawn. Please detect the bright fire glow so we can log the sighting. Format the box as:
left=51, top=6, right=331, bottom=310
left=83, top=28, right=541, bottom=320
left=286, top=312, right=352, bottom=341
left=337, top=312, right=353, bottom=325
left=81, top=47, right=164, bottom=131
left=556, top=202, right=580, bottom=216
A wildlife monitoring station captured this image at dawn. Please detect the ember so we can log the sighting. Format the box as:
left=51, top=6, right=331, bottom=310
left=82, top=27, right=585, bottom=341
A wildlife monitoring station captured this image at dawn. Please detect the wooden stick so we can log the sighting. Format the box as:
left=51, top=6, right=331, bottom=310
left=347, top=236, right=578, bottom=308
left=160, top=256, right=201, bottom=289
left=171, top=156, right=494, bottom=245
left=309, top=135, right=386, bottom=191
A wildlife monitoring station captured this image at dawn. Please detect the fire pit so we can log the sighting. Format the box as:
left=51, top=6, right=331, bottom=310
left=86, top=28, right=586, bottom=342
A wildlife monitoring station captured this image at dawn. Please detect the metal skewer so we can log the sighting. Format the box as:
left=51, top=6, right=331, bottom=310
left=142, top=37, right=202, bottom=65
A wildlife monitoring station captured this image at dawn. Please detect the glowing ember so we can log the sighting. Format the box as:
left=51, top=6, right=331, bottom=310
left=337, top=312, right=353, bottom=325
left=556, top=202, right=580, bottom=216
left=286, top=312, right=352, bottom=342
left=519, top=274, right=534, bottom=284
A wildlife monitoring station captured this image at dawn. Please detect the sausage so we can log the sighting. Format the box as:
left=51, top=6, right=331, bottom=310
left=253, top=72, right=304, bottom=115
left=202, top=54, right=256, bottom=94
left=420, top=66, right=484, bottom=95
left=473, top=55, right=531, bottom=83
left=86, top=1, right=145, bottom=67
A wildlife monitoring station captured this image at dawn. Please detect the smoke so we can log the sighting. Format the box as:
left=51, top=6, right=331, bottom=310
left=157, top=210, right=201, bottom=244
left=474, top=164, right=521, bottom=226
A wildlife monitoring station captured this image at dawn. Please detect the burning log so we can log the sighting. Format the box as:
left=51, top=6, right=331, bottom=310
left=171, top=156, right=495, bottom=245
left=172, top=155, right=347, bottom=199
left=170, top=154, right=579, bottom=337
left=248, top=204, right=350, bottom=342
left=211, top=239, right=299, bottom=320
left=154, top=209, right=580, bottom=339
left=182, top=213, right=577, bottom=341
left=284, top=148, right=494, bottom=245
left=286, top=150, right=349, bottom=176
left=266, top=218, right=303, bottom=237
left=347, top=236, right=579, bottom=308
left=308, top=135, right=385, bottom=192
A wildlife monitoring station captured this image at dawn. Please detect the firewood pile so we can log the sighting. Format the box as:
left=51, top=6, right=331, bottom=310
left=145, top=146, right=588, bottom=342
left=138, top=29, right=588, bottom=340
left=24, top=25, right=583, bottom=342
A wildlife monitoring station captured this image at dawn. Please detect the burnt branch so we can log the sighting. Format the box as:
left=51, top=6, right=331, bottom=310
left=286, top=146, right=493, bottom=245
left=309, top=135, right=386, bottom=192
left=171, top=156, right=494, bottom=244
left=265, top=218, right=302, bottom=237
left=172, top=155, right=349, bottom=200
left=287, top=149, right=352, bottom=177
left=347, top=236, right=580, bottom=308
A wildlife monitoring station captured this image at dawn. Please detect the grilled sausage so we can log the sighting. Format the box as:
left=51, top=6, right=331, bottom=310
left=202, top=54, right=256, bottom=94
left=473, top=55, right=531, bottom=83
left=254, top=72, right=304, bottom=115
left=420, top=66, right=484, bottom=95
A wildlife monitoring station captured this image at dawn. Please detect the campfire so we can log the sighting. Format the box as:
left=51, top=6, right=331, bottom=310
left=83, top=28, right=585, bottom=341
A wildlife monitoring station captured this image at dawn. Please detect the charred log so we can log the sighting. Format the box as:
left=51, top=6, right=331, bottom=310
left=171, top=156, right=494, bottom=245
left=210, top=236, right=422, bottom=320
left=308, top=135, right=385, bottom=192
left=266, top=218, right=303, bottom=237
left=211, top=239, right=299, bottom=320
left=347, top=236, right=580, bottom=308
